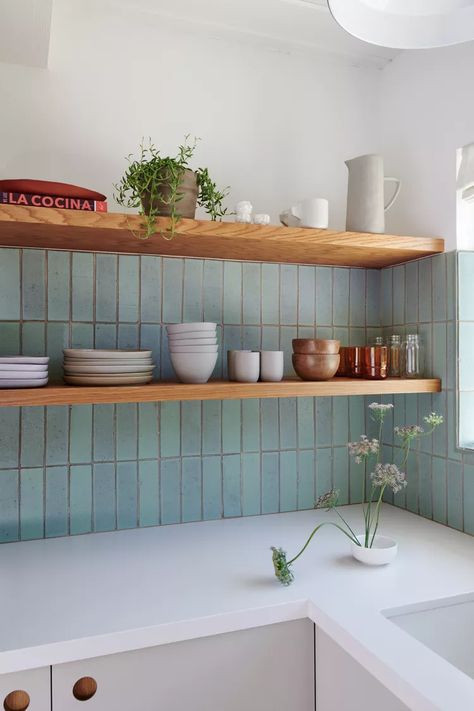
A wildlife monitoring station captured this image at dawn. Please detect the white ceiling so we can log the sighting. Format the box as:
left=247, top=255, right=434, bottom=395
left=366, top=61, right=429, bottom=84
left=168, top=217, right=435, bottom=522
left=0, top=0, right=52, bottom=68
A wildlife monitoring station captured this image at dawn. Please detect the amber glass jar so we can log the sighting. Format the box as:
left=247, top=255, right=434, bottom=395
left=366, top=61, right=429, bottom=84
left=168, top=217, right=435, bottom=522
left=363, top=345, right=388, bottom=379
left=347, top=346, right=364, bottom=377
left=336, top=346, right=348, bottom=376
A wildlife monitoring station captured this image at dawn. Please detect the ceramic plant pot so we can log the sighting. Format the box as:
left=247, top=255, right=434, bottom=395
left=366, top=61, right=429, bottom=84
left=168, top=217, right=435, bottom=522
left=142, top=168, right=198, bottom=219
left=351, top=534, right=398, bottom=566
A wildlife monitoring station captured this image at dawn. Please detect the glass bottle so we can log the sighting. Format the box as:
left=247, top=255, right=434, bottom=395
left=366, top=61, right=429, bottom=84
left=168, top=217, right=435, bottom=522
left=401, top=334, right=422, bottom=378
left=370, top=335, right=385, bottom=346
left=388, top=335, right=401, bottom=377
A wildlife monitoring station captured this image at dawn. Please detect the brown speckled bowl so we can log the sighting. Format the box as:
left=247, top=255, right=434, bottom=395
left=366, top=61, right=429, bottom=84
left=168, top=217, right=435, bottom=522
left=292, top=353, right=340, bottom=381
left=292, top=339, right=340, bottom=355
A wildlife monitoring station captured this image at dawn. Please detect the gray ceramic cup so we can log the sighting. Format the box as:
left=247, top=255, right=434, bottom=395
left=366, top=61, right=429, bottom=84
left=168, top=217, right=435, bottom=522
left=233, top=351, right=260, bottom=383
left=260, top=351, right=284, bottom=382
left=227, top=350, right=250, bottom=381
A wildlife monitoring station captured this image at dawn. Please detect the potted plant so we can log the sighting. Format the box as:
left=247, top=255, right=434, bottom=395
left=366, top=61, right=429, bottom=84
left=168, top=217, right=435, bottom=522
left=114, top=136, right=230, bottom=239
left=271, top=403, right=444, bottom=585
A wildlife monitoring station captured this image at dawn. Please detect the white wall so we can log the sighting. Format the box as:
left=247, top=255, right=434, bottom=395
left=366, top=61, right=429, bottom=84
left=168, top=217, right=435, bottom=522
left=0, top=0, right=382, bottom=229
left=380, top=42, right=474, bottom=250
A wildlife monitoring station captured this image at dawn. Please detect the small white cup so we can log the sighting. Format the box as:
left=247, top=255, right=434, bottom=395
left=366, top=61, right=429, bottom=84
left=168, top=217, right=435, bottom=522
left=260, top=351, right=284, bottom=382
left=290, top=198, right=329, bottom=228
left=227, top=350, right=250, bottom=381
left=254, top=213, right=270, bottom=225
left=233, top=351, right=260, bottom=383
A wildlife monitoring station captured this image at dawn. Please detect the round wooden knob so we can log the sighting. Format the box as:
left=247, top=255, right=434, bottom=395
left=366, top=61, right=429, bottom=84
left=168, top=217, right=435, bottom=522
left=3, top=690, right=30, bottom=711
left=72, top=677, right=97, bottom=702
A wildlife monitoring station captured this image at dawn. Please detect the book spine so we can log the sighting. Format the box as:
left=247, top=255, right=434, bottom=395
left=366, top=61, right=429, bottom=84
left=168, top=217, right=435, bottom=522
left=1, top=192, right=108, bottom=212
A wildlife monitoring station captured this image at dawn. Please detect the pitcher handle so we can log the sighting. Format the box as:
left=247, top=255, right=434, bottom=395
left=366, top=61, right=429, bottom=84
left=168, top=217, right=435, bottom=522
left=384, top=177, right=401, bottom=212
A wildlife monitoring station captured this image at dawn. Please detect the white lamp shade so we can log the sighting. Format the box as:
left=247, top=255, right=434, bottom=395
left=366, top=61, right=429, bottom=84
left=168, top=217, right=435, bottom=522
left=328, top=0, right=474, bottom=49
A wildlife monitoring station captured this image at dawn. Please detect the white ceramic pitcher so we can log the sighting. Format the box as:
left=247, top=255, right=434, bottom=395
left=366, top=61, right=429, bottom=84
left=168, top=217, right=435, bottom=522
left=345, top=154, right=401, bottom=234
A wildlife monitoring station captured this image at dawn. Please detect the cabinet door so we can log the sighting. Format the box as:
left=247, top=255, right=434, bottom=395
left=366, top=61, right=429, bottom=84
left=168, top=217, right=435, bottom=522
left=53, top=620, right=314, bottom=711
left=315, top=627, right=409, bottom=711
left=0, top=667, right=50, bottom=711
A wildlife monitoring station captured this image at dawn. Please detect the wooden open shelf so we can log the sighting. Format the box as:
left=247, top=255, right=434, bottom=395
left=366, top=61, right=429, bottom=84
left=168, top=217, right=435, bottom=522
left=0, top=205, right=444, bottom=268
left=0, top=378, right=441, bottom=407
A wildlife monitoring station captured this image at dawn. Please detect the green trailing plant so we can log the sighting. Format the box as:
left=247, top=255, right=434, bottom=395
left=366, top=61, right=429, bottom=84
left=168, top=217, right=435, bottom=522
left=114, top=136, right=230, bottom=239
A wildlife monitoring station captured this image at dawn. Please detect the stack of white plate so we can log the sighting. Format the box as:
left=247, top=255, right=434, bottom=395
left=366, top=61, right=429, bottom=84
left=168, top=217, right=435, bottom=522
left=63, top=349, right=155, bottom=385
left=167, top=323, right=218, bottom=383
left=0, top=356, right=49, bottom=388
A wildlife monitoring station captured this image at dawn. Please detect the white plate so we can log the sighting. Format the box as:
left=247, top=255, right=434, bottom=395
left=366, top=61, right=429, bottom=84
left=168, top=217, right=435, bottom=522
left=0, top=370, right=49, bottom=379
left=64, top=359, right=153, bottom=367
left=64, top=364, right=155, bottom=374
left=167, top=337, right=217, bottom=346
left=0, top=378, right=48, bottom=388
left=166, top=323, right=217, bottom=334
left=0, top=364, right=48, bottom=372
left=167, top=331, right=217, bottom=340
left=64, top=375, right=153, bottom=385
left=169, top=345, right=218, bottom=353
left=63, top=349, right=152, bottom=360
left=0, top=356, right=49, bottom=364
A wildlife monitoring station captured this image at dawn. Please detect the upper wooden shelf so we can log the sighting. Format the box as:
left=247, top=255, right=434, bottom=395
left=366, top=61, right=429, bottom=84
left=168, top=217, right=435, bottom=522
left=0, top=378, right=441, bottom=407
left=0, top=205, right=444, bottom=268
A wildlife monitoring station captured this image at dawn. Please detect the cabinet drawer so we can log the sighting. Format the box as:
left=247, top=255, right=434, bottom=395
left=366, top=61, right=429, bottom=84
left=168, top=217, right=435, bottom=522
left=0, top=667, right=50, bottom=711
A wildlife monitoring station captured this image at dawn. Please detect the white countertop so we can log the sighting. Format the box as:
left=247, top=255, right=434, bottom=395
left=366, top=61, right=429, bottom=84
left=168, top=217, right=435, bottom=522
left=1, top=505, right=474, bottom=710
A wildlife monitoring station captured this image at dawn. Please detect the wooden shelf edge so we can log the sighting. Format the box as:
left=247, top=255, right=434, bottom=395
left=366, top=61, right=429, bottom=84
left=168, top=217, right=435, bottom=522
left=0, top=378, right=441, bottom=407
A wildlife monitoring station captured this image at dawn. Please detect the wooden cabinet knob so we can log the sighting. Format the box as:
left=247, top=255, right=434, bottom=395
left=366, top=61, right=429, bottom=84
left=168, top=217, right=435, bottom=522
left=3, top=690, right=30, bottom=711
left=72, top=677, right=97, bottom=702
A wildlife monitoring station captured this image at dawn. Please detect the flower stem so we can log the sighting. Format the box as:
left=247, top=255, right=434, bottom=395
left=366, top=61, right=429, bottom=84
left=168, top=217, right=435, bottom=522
left=288, top=521, right=360, bottom=566
left=369, top=485, right=386, bottom=547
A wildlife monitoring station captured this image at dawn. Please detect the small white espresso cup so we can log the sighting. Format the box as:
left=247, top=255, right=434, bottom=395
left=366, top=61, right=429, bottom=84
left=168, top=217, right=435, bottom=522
left=290, top=198, right=329, bottom=228
left=233, top=351, right=260, bottom=383
left=260, top=351, right=284, bottom=382
left=227, top=350, right=250, bottom=381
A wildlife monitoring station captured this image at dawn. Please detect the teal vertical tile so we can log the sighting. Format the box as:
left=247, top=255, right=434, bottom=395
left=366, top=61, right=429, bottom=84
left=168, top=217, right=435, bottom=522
left=349, top=396, right=365, bottom=440
left=162, top=258, right=183, bottom=323
left=418, top=258, right=433, bottom=323
left=280, top=450, right=297, bottom=512
left=70, top=405, right=92, bottom=464
left=446, top=251, right=456, bottom=322
left=140, top=324, right=160, bottom=378
left=432, top=254, right=447, bottom=321
left=298, top=326, right=315, bottom=339
left=334, top=326, right=349, bottom=345
left=366, top=269, right=381, bottom=327
left=447, top=391, right=462, bottom=461
left=405, top=449, right=419, bottom=514
left=262, top=399, right=279, bottom=450
left=222, top=400, right=241, bottom=453
left=463, top=464, right=474, bottom=535
left=316, top=398, right=332, bottom=447
left=70, top=465, right=92, bottom=535
left=298, top=450, right=314, bottom=510
left=182, top=457, right=202, bottom=522
left=45, top=466, right=68, bottom=538
left=280, top=265, right=297, bottom=324
left=202, top=456, right=222, bottom=520
left=262, top=452, right=279, bottom=514
left=315, top=448, right=332, bottom=499
left=242, top=452, right=260, bottom=516
left=432, top=391, right=447, bottom=458
left=222, top=325, right=242, bottom=377
left=242, top=263, right=261, bottom=325
left=140, top=256, right=161, bottom=322
left=280, top=326, right=297, bottom=375
left=116, top=403, right=138, bottom=461
left=333, top=448, right=349, bottom=505
left=297, top=398, right=314, bottom=449
left=432, top=458, right=447, bottom=524
left=418, top=452, right=433, bottom=519
left=22, top=322, right=45, bottom=355
left=333, top=268, right=349, bottom=326
left=404, top=261, right=419, bottom=325
left=242, top=399, right=260, bottom=452
left=93, top=404, right=115, bottom=462
left=418, top=323, right=433, bottom=378
left=203, top=261, right=223, bottom=323
left=349, top=269, right=365, bottom=327
left=333, top=397, right=349, bottom=446
left=183, top=259, right=203, bottom=322
left=446, top=321, right=456, bottom=391
left=242, top=325, right=260, bottom=350
left=95, top=323, right=117, bottom=349
left=447, top=461, right=463, bottom=530
left=0, top=249, right=20, bottom=319
left=279, top=398, right=297, bottom=449
left=0, top=408, right=19, bottom=468
left=181, top=401, right=201, bottom=456
left=160, top=402, right=181, bottom=457
left=381, top=268, right=393, bottom=327
left=315, top=267, right=332, bottom=326
left=0, top=323, right=20, bottom=355
left=433, top=322, right=447, bottom=384
left=223, top=454, right=241, bottom=517
left=161, top=459, right=181, bottom=524
left=118, top=323, right=139, bottom=349
left=392, top=265, right=405, bottom=326
left=117, top=461, right=138, bottom=529
left=71, top=323, right=94, bottom=349
left=93, top=462, right=116, bottom=532
left=22, top=250, right=46, bottom=320
left=202, top=400, right=222, bottom=455
left=46, top=406, right=69, bottom=465
left=95, top=253, right=117, bottom=322
left=72, top=253, right=94, bottom=321
left=223, top=262, right=242, bottom=324
left=261, top=325, right=279, bottom=351
left=349, top=454, right=365, bottom=505
left=46, top=322, right=69, bottom=380
left=458, top=251, right=474, bottom=321
left=21, top=407, right=44, bottom=467
left=118, top=255, right=139, bottom=322
left=138, top=403, right=159, bottom=459
left=0, top=469, right=19, bottom=541
left=139, top=460, right=159, bottom=527
left=262, top=264, right=279, bottom=325
left=20, top=468, right=44, bottom=540
left=48, top=251, right=71, bottom=321
left=298, top=266, right=315, bottom=326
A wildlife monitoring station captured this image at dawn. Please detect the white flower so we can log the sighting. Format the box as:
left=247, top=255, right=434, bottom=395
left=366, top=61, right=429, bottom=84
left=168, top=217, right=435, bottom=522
left=424, top=412, right=444, bottom=427
left=368, top=402, right=394, bottom=412
left=348, top=435, right=379, bottom=463
left=370, top=463, right=407, bottom=494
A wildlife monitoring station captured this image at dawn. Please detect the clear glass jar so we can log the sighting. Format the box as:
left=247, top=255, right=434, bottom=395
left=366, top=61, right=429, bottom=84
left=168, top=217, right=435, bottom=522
left=401, top=334, right=422, bottom=378
left=388, top=335, right=401, bottom=377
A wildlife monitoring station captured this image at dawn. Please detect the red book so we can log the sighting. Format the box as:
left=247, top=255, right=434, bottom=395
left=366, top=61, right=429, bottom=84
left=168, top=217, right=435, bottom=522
left=1, top=192, right=108, bottom=212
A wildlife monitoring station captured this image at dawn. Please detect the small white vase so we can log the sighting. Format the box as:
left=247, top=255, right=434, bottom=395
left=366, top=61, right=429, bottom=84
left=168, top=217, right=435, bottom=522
left=351, top=534, right=398, bottom=566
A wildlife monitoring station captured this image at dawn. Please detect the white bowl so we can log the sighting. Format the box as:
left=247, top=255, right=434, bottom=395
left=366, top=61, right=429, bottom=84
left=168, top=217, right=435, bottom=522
left=351, top=535, right=398, bottom=566
left=167, top=337, right=217, bottom=346
left=169, top=345, right=218, bottom=354
left=167, top=322, right=217, bottom=335
left=167, top=330, right=217, bottom=341
left=170, top=352, right=218, bottom=383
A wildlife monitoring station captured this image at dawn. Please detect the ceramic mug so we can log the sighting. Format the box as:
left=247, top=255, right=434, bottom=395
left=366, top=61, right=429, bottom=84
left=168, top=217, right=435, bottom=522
left=290, top=198, right=329, bottom=228
left=233, top=351, right=260, bottom=383
left=260, top=351, right=284, bottom=382
left=227, top=350, right=250, bottom=381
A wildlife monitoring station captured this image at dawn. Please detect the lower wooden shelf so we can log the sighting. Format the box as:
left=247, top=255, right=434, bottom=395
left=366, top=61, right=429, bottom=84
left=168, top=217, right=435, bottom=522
left=0, top=378, right=441, bottom=407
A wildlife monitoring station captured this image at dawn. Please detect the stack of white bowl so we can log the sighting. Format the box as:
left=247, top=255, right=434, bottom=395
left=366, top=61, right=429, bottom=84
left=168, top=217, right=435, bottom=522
left=63, top=349, right=155, bottom=385
left=0, top=356, right=49, bottom=388
left=167, top=323, right=218, bottom=383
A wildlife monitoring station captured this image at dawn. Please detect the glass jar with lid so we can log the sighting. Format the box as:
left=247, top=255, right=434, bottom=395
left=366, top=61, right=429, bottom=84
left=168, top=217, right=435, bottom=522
left=401, top=334, right=422, bottom=378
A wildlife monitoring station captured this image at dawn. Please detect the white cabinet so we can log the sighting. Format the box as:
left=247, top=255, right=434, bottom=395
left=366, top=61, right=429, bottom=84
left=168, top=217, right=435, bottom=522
left=52, top=620, right=315, bottom=711
left=0, top=667, right=50, bottom=711
left=315, top=627, right=409, bottom=711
